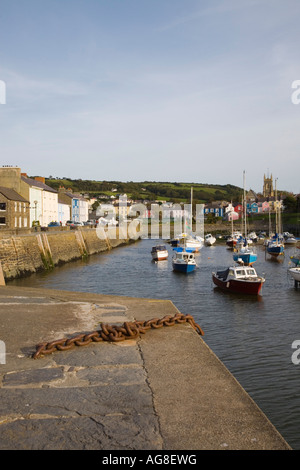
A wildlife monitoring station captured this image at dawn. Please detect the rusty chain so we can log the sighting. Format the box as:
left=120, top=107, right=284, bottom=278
left=32, top=313, right=204, bottom=359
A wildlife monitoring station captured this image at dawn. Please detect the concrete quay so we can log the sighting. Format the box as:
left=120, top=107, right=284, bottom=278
left=0, top=285, right=291, bottom=450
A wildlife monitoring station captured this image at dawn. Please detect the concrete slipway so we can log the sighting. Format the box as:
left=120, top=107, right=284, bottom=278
left=0, top=285, right=291, bottom=450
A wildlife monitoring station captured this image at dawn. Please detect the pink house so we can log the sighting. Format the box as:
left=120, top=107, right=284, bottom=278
left=261, top=201, right=269, bottom=212
left=227, top=211, right=239, bottom=221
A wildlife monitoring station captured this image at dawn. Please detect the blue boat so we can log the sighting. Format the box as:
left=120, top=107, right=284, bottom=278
left=172, top=250, right=196, bottom=273
left=290, top=254, right=300, bottom=266
left=233, top=239, right=257, bottom=266
left=266, top=234, right=284, bottom=257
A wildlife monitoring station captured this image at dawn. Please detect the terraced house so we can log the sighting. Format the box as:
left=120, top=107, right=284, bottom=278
left=0, top=186, right=30, bottom=229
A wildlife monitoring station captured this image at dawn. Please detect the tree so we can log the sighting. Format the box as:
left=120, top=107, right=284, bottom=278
left=284, top=195, right=297, bottom=212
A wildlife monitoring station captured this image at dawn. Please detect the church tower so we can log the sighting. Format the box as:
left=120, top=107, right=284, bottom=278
left=263, top=173, right=274, bottom=198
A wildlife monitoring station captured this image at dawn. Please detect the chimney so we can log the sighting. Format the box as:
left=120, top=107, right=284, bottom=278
left=35, top=176, right=45, bottom=184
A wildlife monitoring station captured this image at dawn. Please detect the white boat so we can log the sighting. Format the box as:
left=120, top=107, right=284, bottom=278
left=248, top=232, right=258, bottom=243
left=204, top=233, right=216, bottom=246
left=288, top=267, right=300, bottom=284
left=172, top=250, right=197, bottom=273
left=177, top=233, right=203, bottom=252
left=283, top=232, right=297, bottom=245
left=151, top=244, right=168, bottom=261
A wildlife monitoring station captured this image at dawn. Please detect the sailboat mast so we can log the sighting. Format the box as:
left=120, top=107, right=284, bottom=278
left=275, top=178, right=278, bottom=234
left=243, top=170, right=247, bottom=237
left=190, top=186, right=193, bottom=233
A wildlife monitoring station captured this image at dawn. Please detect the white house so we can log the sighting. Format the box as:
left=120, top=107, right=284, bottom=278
left=78, top=196, right=89, bottom=223
left=58, top=197, right=71, bottom=225
left=21, top=175, right=58, bottom=226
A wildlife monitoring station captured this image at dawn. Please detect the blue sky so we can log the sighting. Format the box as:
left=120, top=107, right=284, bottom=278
left=0, top=0, right=300, bottom=193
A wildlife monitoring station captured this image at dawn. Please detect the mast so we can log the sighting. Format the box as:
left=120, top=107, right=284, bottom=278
left=275, top=178, right=278, bottom=234
left=243, top=170, right=247, bottom=238
left=191, top=186, right=193, bottom=234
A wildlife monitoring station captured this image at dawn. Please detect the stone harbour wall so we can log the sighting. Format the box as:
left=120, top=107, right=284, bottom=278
left=0, top=228, right=131, bottom=281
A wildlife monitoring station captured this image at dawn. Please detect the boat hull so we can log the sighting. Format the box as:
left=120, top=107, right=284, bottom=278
left=233, top=252, right=257, bottom=265
left=173, top=262, right=196, bottom=273
left=289, top=268, right=300, bottom=282
left=266, top=245, right=284, bottom=257
left=151, top=251, right=168, bottom=261
left=212, top=273, right=264, bottom=295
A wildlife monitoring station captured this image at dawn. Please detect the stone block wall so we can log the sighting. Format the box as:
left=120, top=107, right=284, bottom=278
left=0, top=228, right=131, bottom=281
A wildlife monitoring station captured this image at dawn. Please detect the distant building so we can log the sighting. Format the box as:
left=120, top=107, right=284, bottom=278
left=204, top=202, right=224, bottom=218
left=263, top=174, right=274, bottom=198
left=21, top=175, right=58, bottom=226
left=58, top=188, right=89, bottom=223
left=0, top=166, right=58, bottom=226
left=0, top=186, right=30, bottom=229
left=58, top=196, right=71, bottom=225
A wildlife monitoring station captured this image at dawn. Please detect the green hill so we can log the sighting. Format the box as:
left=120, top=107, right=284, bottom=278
left=44, top=178, right=243, bottom=204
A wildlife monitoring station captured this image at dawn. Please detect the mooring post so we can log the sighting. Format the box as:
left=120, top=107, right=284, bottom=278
left=0, top=261, right=5, bottom=286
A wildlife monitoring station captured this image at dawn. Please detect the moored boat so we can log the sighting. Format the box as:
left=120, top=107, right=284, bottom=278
left=283, top=232, right=297, bottom=245
left=226, top=231, right=242, bottom=248
left=212, top=265, right=265, bottom=295
left=204, top=233, right=216, bottom=246
left=233, top=244, right=258, bottom=266
left=290, top=254, right=300, bottom=266
left=151, top=244, right=168, bottom=261
left=288, top=267, right=300, bottom=287
left=266, top=234, right=284, bottom=257
left=289, top=267, right=300, bottom=281
left=177, top=233, right=203, bottom=252
left=172, top=250, right=196, bottom=273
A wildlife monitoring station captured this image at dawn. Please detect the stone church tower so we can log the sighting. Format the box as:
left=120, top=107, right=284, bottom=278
left=263, top=173, right=274, bottom=198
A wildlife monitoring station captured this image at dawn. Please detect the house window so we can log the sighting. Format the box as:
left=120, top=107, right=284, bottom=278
left=0, top=217, right=5, bottom=225
left=0, top=203, right=6, bottom=211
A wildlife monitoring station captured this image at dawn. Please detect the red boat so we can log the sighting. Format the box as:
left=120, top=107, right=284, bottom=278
left=212, top=265, right=265, bottom=295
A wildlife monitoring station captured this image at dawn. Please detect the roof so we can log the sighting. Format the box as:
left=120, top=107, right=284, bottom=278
left=21, top=175, right=58, bottom=193
left=0, top=186, right=29, bottom=203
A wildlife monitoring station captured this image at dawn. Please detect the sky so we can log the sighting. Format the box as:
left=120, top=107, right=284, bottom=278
left=0, top=0, right=300, bottom=194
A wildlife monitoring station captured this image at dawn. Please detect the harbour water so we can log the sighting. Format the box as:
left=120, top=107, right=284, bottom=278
left=8, top=237, right=300, bottom=449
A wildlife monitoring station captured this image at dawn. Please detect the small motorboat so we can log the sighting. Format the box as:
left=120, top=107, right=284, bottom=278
left=212, top=265, right=265, bottom=295
left=151, top=244, right=168, bottom=261
left=248, top=231, right=258, bottom=243
left=283, top=232, right=297, bottom=245
left=233, top=239, right=257, bottom=266
left=172, top=250, right=196, bottom=273
left=288, top=267, right=300, bottom=283
left=204, top=233, right=216, bottom=246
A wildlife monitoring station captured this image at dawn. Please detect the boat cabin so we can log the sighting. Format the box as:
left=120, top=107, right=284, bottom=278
left=231, top=267, right=257, bottom=278
left=217, top=266, right=257, bottom=281
left=174, top=252, right=195, bottom=262
left=151, top=245, right=167, bottom=252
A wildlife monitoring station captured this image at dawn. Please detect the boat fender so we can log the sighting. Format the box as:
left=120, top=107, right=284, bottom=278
left=226, top=282, right=230, bottom=288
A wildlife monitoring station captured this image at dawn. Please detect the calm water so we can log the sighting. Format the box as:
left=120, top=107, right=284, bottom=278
left=9, top=238, right=300, bottom=449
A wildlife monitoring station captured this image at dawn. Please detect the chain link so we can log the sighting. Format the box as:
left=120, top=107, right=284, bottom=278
left=32, top=313, right=204, bottom=359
